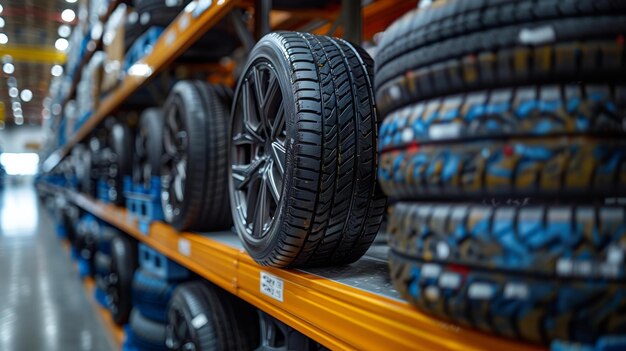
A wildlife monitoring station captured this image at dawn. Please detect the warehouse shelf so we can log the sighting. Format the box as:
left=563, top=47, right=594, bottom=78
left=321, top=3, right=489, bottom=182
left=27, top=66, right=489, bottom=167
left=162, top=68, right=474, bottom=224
left=41, top=0, right=413, bottom=173
left=38, top=182, right=544, bottom=351
left=42, top=0, right=238, bottom=173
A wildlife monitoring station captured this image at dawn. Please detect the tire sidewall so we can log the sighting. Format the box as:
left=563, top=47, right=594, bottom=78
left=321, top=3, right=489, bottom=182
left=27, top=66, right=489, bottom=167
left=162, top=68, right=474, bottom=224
left=229, top=34, right=297, bottom=261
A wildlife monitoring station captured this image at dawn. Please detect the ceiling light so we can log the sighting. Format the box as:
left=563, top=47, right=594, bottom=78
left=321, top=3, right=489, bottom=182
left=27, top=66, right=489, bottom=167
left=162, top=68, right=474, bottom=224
left=51, top=64, right=63, bottom=77
left=8, top=87, right=18, bottom=98
left=20, top=89, right=32, bottom=102
left=61, top=9, right=76, bottom=22
left=66, top=0, right=77, bottom=3
left=58, top=25, right=71, bottom=38
left=0, top=5, right=3, bottom=14
left=0, top=33, right=8, bottom=45
left=0, top=18, right=5, bottom=28
left=55, top=38, right=69, bottom=51
left=14, top=117, right=24, bottom=126
left=12, top=102, right=20, bottom=110
left=2, top=62, right=13, bottom=74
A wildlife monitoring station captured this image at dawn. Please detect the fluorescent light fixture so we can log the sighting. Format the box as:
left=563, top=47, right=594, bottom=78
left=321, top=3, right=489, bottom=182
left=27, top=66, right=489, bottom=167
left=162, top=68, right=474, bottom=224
left=51, top=64, right=63, bottom=77
left=8, top=87, right=18, bottom=98
left=0, top=153, right=39, bottom=175
left=0, top=33, right=8, bottom=44
left=66, top=0, right=78, bottom=3
left=58, top=24, right=71, bottom=38
left=55, top=38, right=69, bottom=51
left=20, top=89, right=32, bottom=102
left=2, top=62, right=13, bottom=74
left=61, top=9, right=75, bottom=22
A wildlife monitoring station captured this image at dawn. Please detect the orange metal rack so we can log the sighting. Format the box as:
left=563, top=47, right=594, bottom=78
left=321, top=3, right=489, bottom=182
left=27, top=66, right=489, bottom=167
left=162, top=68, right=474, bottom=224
left=39, top=182, right=545, bottom=351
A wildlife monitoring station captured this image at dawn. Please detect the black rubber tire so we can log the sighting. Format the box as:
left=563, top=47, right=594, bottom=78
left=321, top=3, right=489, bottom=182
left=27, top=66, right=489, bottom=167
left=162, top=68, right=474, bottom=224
left=133, top=108, right=164, bottom=187
left=379, top=84, right=626, bottom=201
left=60, top=205, right=80, bottom=244
left=74, top=145, right=95, bottom=197
left=94, top=252, right=112, bottom=285
left=388, top=251, right=626, bottom=345
left=97, top=226, right=118, bottom=256
left=132, top=268, right=177, bottom=323
left=75, top=216, right=99, bottom=276
left=165, top=281, right=259, bottom=351
left=109, top=123, right=134, bottom=206
left=109, top=235, right=138, bottom=325
left=229, top=32, right=386, bottom=268
left=161, top=81, right=232, bottom=232
left=388, top=202, right=626, bottom=279
left=134, top=0, right=191, bottom=27
left=130, top=309, right=167, bottom=350
left=374, top=0, right=626, bottom=115
left=380, top=136, right=626, bottom=201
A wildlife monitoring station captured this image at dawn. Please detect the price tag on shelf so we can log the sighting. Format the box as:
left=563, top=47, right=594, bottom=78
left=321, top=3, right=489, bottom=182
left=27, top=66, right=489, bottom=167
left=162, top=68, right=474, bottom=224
left=260, top=272, right=284, bottom=302
left=178, top=238, right=191, bottom=257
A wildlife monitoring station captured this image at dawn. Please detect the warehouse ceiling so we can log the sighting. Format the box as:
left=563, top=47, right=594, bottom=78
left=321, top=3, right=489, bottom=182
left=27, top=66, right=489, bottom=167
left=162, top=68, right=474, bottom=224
left=0, top=0, right=76, bottom=129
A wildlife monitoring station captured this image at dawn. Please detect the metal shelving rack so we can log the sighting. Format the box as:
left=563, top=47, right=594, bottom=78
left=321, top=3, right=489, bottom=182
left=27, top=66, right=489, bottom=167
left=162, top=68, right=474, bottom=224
left=39, top=1, right=547, bottom=350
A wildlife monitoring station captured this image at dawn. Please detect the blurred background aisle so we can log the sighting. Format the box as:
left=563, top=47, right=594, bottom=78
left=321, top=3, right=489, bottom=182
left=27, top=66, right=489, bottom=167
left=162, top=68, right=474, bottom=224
left=0, top=181, right=114, bottom=351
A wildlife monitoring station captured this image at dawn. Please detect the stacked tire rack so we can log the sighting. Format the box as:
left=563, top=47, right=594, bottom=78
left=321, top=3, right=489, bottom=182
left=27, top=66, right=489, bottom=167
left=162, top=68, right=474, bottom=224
left=37, top=1, right=626, bottom=351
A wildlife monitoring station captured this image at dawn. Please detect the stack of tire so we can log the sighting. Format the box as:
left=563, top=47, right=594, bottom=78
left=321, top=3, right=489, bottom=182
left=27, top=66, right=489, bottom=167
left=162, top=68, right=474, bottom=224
left=126, top=265, right=182, bottom=350
left=74, top=214, right=101, bottom=278
left=375, top=0, right=626, bottom=346
left=94, top=226, right=138, bottom=325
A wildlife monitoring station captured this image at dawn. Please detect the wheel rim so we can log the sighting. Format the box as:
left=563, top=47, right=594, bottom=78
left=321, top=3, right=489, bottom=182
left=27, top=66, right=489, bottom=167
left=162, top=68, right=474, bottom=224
left=166, top=309, right=196, bottom=351
left=231, top=60, right=286, bottom=240
left=161, top=103, right=188, bottom=223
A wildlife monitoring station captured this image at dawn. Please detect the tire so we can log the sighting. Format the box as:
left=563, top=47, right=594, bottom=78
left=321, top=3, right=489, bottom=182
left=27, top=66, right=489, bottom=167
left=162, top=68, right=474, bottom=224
left=165, top=281, right=259, bottom=351
left=109, top=123, right=134, bottom=206
left=388, top=202, right=626, bottom=279
left=133, top=108, right=164, bottom=187
left=75, top=216, right=99, bottom=276
left=161, top=81, right=232, bottom=232
left=98, top=226, right=119, bottom=256
left=132, top=268, right=177, bottom=323
left=73, top=145, right=95, bottom=197
left=228, top=32, right=386, bottom=268
left=109, top=236, right=138, bottom=325
left=129, top=309, right=167, bottom=350
left=60, top=205, right=80, bottom=244
left=374, top=0, right=626, bottom=115
left=95, top=252, right=112, bottom=277
left=134, top=0, right=191, bottom=27
left=388, top=251, right=626, bottom=345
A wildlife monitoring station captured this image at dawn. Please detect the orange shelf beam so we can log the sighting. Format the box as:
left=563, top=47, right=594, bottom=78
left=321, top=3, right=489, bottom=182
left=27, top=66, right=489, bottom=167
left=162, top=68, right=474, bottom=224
left=35, top=183, right=547, bottom=351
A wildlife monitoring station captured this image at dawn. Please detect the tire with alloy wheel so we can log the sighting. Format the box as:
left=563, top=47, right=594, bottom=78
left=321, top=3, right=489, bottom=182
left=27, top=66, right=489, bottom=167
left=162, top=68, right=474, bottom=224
left=109, top=123, right=133, bottom=205
left=109, top=235, right=138, bottom=325
left=161, top=81, right=232, bottom=232
left=228, top=32, right=386, bottom=268
left=165, top=281, right=259, bottom=351
left=134, top=108, right=164, bottom=187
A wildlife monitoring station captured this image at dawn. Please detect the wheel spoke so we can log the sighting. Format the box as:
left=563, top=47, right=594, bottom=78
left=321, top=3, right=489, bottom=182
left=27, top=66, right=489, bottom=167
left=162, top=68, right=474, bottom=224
left=243, top=79, right=265, bottom=142
left=174, top=159, right=186, bottom=202
left=232, top=132, right=255, bottom=146
left=270, top=141, right=286, bottom=176
left=232, top=158, right=264, bottom=190
left=245, top=175, right=262, bottom=228
left=252, top=177, right=270, bottom=237
left=270, top=104, right=285, bottom=140
left=266, top=161, right=282, bottom=204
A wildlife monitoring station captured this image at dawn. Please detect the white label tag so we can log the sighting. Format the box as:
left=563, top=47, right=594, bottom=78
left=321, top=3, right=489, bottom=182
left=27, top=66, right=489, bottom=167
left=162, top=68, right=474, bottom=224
left=260, top=272, right=283, bottom=302
left=178, top=238, right=191, bottom=256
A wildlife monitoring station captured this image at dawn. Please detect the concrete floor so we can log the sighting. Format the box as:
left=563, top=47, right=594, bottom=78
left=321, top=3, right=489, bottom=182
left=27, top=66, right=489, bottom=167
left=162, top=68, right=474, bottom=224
left=0, top=182, right=114, bottom=351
